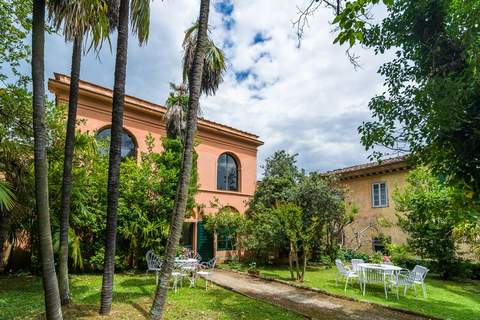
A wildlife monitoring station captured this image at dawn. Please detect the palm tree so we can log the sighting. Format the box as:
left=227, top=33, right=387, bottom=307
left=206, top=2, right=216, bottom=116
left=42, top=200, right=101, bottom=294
left=182, top=21, right=226, bottom=95
left=164, top=24, right=225, bottom=139
left=99, top=0, right=150, bottom=314
left=164, top=83, right=188, bottom=140
left=47, top=0, right=109, bottom=306
left=149, top=1, right=215, bottom=318
left=31, top=1, right=63, bottom=319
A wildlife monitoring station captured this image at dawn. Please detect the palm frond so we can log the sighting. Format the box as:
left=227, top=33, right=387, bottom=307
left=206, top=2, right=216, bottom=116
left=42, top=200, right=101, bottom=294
left=164, top=83, right=189, bottom=140
left=130, top=0, right=151, bottom=45
left=47, top=0, right=111, bottom=52
left=182, top=21, right=226, bottom=95
left=0, top=180, right=15, bottom=211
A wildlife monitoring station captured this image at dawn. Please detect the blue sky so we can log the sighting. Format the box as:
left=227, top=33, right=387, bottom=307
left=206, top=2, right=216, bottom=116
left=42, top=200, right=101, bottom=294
left=40, top=0, right=389, bottom=175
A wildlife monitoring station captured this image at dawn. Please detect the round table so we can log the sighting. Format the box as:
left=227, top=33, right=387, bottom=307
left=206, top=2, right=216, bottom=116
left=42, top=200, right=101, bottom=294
left=357, top=263, right=403, bottom=299
left=358, top=263, right=402, bottom=272
left=175, top=258, right=200, bottom=288
left=175, top=258, right=199, bottom=264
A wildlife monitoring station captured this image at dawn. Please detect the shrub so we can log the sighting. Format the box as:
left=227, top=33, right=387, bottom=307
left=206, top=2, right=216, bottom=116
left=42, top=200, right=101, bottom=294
left=336, top=248, right=370, bottom=262
left=370, top=252, right=383, bottom=264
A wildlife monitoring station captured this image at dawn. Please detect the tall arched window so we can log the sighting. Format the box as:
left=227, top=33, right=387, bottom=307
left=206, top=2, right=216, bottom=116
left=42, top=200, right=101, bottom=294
left=217, top=153, right=238, bottom=191
left=96, top=127, right=137, bottom=159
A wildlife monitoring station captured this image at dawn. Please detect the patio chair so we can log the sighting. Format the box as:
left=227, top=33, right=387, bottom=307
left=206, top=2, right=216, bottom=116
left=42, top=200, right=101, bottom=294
left=359, top=266, right=390, bottom=298
left=146, top=250, right=163, bottom=285
left=335, top=259, right=359, bottom=292
left=171, top=263, right=187, bottom=293
left=197, top=257, right=216, bottom=290
left=391, top=265, right=429, bottom=299
left=181, top=260, right=200, bottom=288
left=351, top=259, right=364, bottom=274
left=182, top=249, right=202, bottom=262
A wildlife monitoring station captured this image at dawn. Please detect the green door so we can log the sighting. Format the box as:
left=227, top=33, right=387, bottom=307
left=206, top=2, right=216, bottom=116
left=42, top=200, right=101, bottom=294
left=196, top=221, right=213, bottom=262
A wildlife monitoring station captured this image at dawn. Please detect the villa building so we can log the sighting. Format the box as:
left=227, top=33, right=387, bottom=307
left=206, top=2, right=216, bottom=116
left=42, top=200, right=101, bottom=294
left=329, top=156, right=413, bottom=253
left=48, top=73, right=263, bottom=262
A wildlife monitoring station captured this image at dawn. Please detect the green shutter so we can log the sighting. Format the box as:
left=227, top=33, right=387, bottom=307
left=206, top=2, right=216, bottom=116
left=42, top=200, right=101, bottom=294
left=196, top=221, right=213, bottom=262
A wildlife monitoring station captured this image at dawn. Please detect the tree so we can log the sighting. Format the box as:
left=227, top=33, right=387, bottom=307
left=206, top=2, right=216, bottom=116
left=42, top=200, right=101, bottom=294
left=164, top=21, right=226, bottom=140
left=204, top=205, right=245, bottom=257
left=297, top=173, right=353, bottom=261
left=149, top=1, right=212, bottom=318
left=31, top=0, right=63, bottom=318
left=244, top=151, right=352, bottom=272
left=164, top=83, right=188, bottom=140
left=394, top=167, right=475, bottom=279
left=241, top=207, right=286, bottom=263
left=182, top=21, right=226, bottom=95
left=99, top=0, right=151, bottom=314
left=116, top=137, right=199, bottom=269
left=47, top=0, right=109, bottom=305
left=248, top=150, right=302, bottom=213
left=274, top=203, right=317, bottom=282
left=334, top=0, right=480, bottom=199
left=0, top=0, right=32, bottom=86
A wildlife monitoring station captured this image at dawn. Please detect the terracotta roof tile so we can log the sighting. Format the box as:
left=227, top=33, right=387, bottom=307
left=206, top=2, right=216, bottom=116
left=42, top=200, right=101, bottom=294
left=328, top=155, right=410, bottom=175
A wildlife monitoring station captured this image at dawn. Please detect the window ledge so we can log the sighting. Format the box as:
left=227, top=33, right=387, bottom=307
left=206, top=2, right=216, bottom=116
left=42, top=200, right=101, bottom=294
left=199, top=188, right=253, bottom=197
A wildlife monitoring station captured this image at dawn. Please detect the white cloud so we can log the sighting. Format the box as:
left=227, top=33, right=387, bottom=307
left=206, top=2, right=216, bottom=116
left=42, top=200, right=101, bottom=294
left=204, top=0, right=388, bottom=174
left=43, top=0, right=389, bottom=176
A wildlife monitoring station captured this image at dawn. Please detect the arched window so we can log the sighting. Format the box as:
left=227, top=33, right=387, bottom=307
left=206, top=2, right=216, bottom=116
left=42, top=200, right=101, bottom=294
left=217, top=153, right=238, bottom=191
left=96, top=127, right=137, bottom=159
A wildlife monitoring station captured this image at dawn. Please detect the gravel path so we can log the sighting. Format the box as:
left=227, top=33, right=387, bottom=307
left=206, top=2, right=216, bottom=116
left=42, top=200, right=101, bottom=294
left=208, top=269, right=429, bottom=320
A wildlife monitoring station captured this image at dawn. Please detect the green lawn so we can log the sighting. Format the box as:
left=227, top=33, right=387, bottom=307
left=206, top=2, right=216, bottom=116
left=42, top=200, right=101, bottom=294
left=0, top=273, right=304, bottom=320
left=219, top=264, right=480, bottom=320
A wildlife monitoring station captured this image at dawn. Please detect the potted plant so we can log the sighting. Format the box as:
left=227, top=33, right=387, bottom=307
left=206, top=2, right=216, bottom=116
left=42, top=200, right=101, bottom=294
left=247, top=262, right=259, bottom=276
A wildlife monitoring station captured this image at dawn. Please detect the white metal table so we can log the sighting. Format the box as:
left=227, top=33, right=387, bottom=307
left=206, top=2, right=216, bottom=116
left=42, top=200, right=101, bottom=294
left=175, top=258, right=200, bottom=287
left=357, top=263, right=403, bottom=299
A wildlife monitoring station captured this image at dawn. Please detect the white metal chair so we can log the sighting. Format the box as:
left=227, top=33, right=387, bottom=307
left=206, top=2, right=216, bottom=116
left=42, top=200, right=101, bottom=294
left=171, top=262, right=188, bottom=293
left=335, top=259, right=359, bottom=292
left=351, top=259, right=364, bottom=274
left=197, top=257, right=216, bottom=290
left=146, top=250, right=163, bottom=285
left=391, top=265, right=429, bottom=299
left=359, top=266, right=389, bottom=298
left=181, top=260, right=199, bottom=287
left=182, top=249, right=202, bottom=262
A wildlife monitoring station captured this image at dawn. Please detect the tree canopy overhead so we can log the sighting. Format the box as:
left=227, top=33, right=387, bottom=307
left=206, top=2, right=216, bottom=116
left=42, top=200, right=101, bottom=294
left=0, top=0, right=32, bottom=85
left=334, top=0, right=480, bottom=197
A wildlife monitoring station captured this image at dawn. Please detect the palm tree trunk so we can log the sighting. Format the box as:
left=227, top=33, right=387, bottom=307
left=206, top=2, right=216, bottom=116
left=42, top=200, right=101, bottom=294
left=149, top=1, right=210, bottom=319
left=32, top=1, right=63, bottom=319
left=99, top=0, right=129, bottom=314
left=0, top=212, right=10, bottom=273
left=58, top=34, right=83, bottom=306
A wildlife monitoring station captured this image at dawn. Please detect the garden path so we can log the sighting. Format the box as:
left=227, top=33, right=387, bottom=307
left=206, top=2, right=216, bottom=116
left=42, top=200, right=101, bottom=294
left=208, top=269, right=428, bottom=320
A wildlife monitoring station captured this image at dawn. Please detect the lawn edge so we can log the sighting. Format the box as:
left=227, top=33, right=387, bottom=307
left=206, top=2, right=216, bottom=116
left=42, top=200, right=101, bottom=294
left=217, top=267, right=439, bottom=320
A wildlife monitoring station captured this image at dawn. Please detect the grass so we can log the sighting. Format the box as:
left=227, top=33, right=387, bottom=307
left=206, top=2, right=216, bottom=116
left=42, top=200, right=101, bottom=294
left=218, top=264, right=480, bottom=320
left=0, top=273, right=304, bottom=320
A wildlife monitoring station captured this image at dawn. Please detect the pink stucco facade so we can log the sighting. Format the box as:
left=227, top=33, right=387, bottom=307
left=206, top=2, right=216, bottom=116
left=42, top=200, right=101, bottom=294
left=48, top=73, right=262, bottom=259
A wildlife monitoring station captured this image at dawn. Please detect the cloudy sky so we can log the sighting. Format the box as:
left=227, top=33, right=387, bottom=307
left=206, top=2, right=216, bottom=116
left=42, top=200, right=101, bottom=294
left=43, top=0, right=389, bottom=175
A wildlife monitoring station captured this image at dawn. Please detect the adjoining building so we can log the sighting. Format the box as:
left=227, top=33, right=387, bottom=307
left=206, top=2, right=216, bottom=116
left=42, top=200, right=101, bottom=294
left=48, top=73, right=263, bottom=262
left=328, top=156, right=413, bottom=253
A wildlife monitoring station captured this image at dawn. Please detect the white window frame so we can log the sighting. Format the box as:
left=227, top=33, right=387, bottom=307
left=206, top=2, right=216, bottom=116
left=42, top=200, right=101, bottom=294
left=371, top=182, right=388, bottom=208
